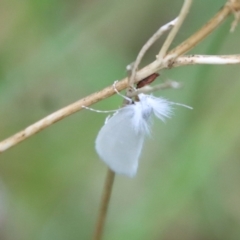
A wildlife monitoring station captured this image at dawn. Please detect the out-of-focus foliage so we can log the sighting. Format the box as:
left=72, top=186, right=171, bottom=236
left=0, top=0, right=240, bottom=239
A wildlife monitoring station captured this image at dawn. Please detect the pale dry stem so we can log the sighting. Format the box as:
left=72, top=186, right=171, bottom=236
left=158, top=0, right=192, bottom=60
left=128, top=80, right=181, bottom=97
left=166, top=1, right=236, bottom=58
left=173, top=54, right=240, bottom=66
left=228, top=0, right=240, bottom=31
left=93, top=169, right=115, bottom=240
left=128, top=17, right=178, bottom=88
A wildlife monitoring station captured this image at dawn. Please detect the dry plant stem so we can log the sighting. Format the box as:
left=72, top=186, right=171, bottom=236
left=0, top=1, right=239, bottom=154
left=128, top=81, right=181, bottom=97
left=158, top=0, right=192, bottom=60
left=128, top=17, right=178, bottom=87
left=93, top=169, right=115, bottom=240
left=0, top=80, right=127, bottom=153
left=140, top=1, right=238, bottom=73
left=229, top=0, right=240, bottom=31
left=166, top=1, right=237, bottom=59
left=174, top=54, right=240, bottom=66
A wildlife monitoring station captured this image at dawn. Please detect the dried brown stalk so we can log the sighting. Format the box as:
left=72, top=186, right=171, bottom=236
left=173, top=54, right=240, bottom=66
left=158, top=0, right=192, bottom=59
left=128, top=17, right=178, bottom=88
left=93, top=169, right=115, bottom=240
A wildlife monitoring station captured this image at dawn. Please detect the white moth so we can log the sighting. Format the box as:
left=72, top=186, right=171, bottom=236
left=95, top=93, right=174, bottom=178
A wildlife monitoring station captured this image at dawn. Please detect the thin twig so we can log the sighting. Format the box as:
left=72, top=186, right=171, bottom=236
left=165, top=1, right=238, bottom=59
left=228, top=0, right=240, bottom=31
left=158, top=0, right=192, bottom=60
left=128, top=17, right=178, bottom=88
left=93, top=169, right=115, bottom=240
left=0, top=80, right=126, bottom=153
left=0, top=1, right=239, bottom=154
left=173, top=54, right=240, bottom=66
left=138, top=0, right=238, bottom=74
left=130, top=53, right=240, bottom=96
left=128, top=80, right=181, bottom=97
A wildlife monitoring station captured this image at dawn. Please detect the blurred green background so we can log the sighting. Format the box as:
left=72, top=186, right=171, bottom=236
left=1, top=0, right=240, bottom=239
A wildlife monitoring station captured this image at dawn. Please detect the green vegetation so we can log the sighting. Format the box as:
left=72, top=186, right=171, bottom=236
left=0, top=0, right=240, bottom=239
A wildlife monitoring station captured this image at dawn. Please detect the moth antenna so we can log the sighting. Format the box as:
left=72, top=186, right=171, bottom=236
left=104, top=115, right=112, bottom=124
left=113, top=81, right=134, bottom=103
left=169, top=102, right=193, bottom=109
left=82, top=106, right=118, bottom=113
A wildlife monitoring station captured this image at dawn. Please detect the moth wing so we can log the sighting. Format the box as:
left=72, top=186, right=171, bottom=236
left=95, top=106, right=145, bottom=177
